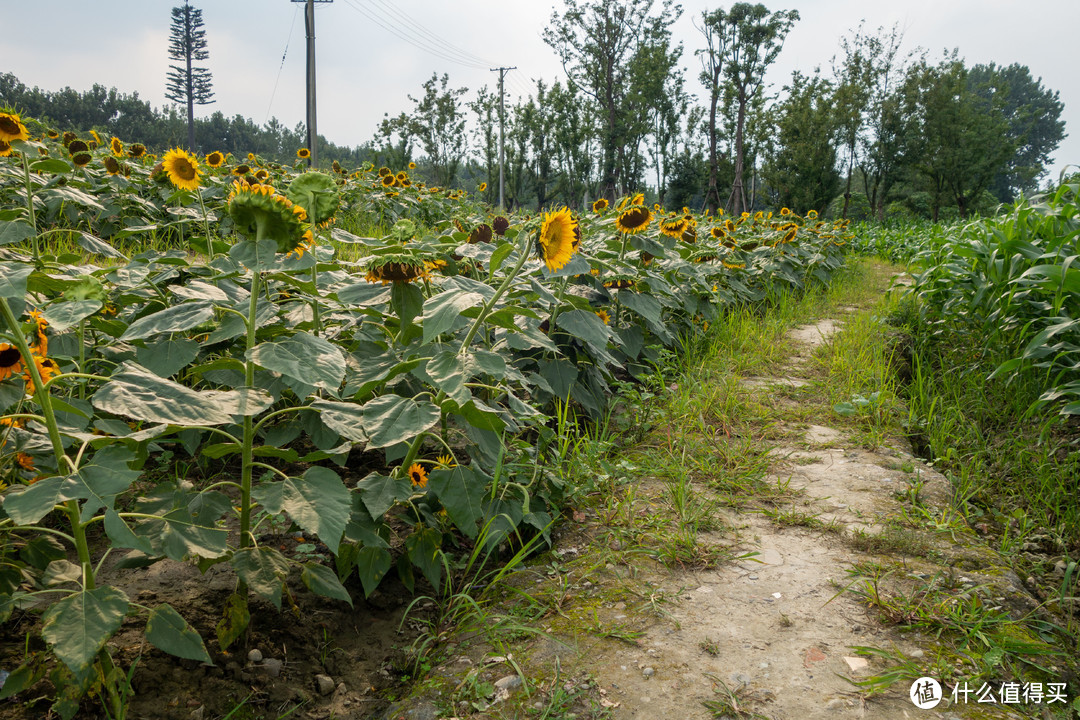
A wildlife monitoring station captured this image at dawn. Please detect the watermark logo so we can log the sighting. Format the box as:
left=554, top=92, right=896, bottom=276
left=910, top=677, right=943, bottom=709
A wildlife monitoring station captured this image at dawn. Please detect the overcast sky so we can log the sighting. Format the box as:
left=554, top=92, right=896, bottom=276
left=3, top=0, right=1077, bottom=183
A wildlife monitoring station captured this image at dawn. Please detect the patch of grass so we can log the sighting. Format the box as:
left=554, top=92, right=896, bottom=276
left=849, top=525, right=933, bottom=558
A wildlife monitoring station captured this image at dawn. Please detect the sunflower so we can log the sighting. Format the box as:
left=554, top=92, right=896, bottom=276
left=722, top=260, right=746, bottom=269
left=378, top=166, right=391, bottom=177
left=71, top=152, right=92, bottom=168
left=478, top=181, right=487, bottom=192
left=227, top=180, right=309, bottom=254
left=364, top=255, right=432, bottom=284
left=89, top=130, right=102, bottom=146
left=25, top=355, right=59, bottom=386
left=67, top=139, right=89, bottom=154
left=28, top=310, right=48, bottom=355
left=109, top=137, right=123, bottom=156
left=232, top=164, right=251, bottom=177
left=46, top=129, right=59, bottom=140
left=602, top=276, right=635, bottom=290
left=395, top=171, right=408, bottom=182
left=62, top=131, right=76, bottom=146
left=780, top=207, right=791, bottom=216
left=0, top=345, right=24, bottom=382
left=16, top=453, right=35, bottom=472
left=408, top=162, right=416, bottom=170
left=468, top=223, right=493, bottom=244
left=807, top=209, right=818, bottom=219
left=493, top=216, right=509, bottom=235
left=592, top=198, right=608, bottom=213
left=104, top=156, right=121, bottom=175
left=380, top=174, right=395, bottom=187
left=407, top=463, right=428, bottom=489
left=659, top=216, right=689, bottom=239
left=780, top=222, right=798, bottom=243
left=205, top=151, right=225, bottom=168
left=128, top=143, right=146, bottom=158
left=162, top=148, right=201, bottom=191
left=296, top=147, right=311, bottom=159
left=254, top=168, right=270, bottom=182
left=0, top=140, right=11, bottom=158
left=614, top=205, right=653, bottom=234
left=595, top=309, right=611, bottom=325
left=436, top=454, right=456, bottom=468
left=536, top=207, right=580, bottom=272
left=710, top=227, right=725, bottom=239
left=631, top=192, right=645, bottom=206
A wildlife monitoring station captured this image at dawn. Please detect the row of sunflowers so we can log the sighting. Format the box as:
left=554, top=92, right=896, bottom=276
left=0, top=110, right=851, bottom=716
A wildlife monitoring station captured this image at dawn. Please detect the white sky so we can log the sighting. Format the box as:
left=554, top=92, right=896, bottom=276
left=3, top=0, right=1077, bottom=183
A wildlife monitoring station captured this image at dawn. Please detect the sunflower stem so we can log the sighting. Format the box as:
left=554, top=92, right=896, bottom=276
left=456, top=234, right=532, bottom=356
left=309, top=223, right=322, bottom=337
left=0, top=298, right=93, bottom=590
left=19, top=150, right=40, bottom=267
left=197, top=188, right=214, bottom=261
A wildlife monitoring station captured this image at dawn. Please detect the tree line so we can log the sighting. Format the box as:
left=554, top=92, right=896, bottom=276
left=1, top=1, right=1066, bottom=221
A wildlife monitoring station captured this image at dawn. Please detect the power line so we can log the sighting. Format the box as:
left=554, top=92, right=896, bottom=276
left=338, top=0, right=489, bottom=70
left=265, top=4, right=301, bottom=124
left=363, top=0, right=498, bottom=69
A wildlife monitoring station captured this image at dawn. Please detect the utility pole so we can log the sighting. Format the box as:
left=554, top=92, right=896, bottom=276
left=291, top=0, right=332, bottom=167
left=490, top=66, right=515, bottom=212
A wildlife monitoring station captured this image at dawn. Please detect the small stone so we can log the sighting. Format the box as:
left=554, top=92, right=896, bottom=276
left=315, top=674, right=335, bottom=696
left=247, top=649, right=263, bottom=664
left=335, top=682, right=347, bottom=696
left=189, top=708, right=204, bottom=720
left=494, top=675, right=522, bottom=691
left=824, top=698, right=846, bottom=710
left=909, top=649, right=924, bottom=659
left=262, top=658, right=283, bottom=677
left=842, top=656, right=869, bottom=672
left=748, top=574, right=759, bottom=580
left=642, top=667, right=655, bottom=678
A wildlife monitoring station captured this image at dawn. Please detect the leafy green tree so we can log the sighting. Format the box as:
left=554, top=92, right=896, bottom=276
left=967, top=63, right=1066, bottom=201
left=544, top=0, right=682, bottom=202
left=373, top=112, right=418, bottom=171
left=165, top=1, right=215, bottom=152
left=762, top=70, right=841, bottom=213
left=909, top=54, right=1014, bottom=220
left=831, top=22, right=874, bottom=219
left=409, top=73, right=468, bottom=188
left=548, top=80, right=596, bottom=208
left=469, top=85, right=499, bottom=202
left=696, top=3, right=799, bottom=216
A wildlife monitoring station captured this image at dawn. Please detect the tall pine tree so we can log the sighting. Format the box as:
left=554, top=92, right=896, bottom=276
left=165, top=1, right=214, bottom=152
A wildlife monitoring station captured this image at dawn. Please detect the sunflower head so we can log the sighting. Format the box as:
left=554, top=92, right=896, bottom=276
left=286, top=171, right=340, bottom=226
left=659, top=216, right=689, bottom=239
left=67, top=139, right=89, bottom=154
left=71, top=152, right=92, bottom=168
left=46, top=129, right=60, bottom=140
left=128, top=143, right=146, bottom=158
left=109, top=137, right=123, bottom=156
left=205, top=151, right=225, bottom=168
left=592, top=198, right=609, bottom=214
left=227, top=181, right=309, bottom=254
left=478, top=181, right=487, bottom=193
left=162, top=148, right=201, bottom=191
left=602, top=275, right=636, bottom=290
left=0, top=344, right=24, bottom=383
left=807, top=209, right=819, bottom=219
left=364, top=254, right=432, bottom=285
left=408, top=161, right=417, bottom=170
left=631, top=193, right=645, bottom=206
left=380, top=174, right=396, bottom=187
left=104, top=156, right=121, bottom=175
left=407, top=463, right=428, bottom=488
left=595, top=309, right=611, bottom=325
left=468, top=223, right=493, bottom=244
left=0, top=111, right=29, bottom=144
left=615, top=205, right=653, bottom=234
left=492, top=216, right=509, bottom=235
left=296, top=147, right=311, bottom=159
left=0, top=140, right=12, bottom=158
left=536, top=207, right=580, bottom=272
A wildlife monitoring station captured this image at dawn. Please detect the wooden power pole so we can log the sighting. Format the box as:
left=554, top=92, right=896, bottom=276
left=291, top=0, right=332, bottom=167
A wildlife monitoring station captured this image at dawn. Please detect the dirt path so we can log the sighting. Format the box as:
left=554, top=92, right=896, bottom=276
left=395, top=298, right=1053, bottom=720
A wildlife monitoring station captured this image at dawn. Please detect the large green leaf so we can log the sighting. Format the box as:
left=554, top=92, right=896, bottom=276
left=556, top=309, right=615, bottom=350
left=75, top=232, right=125, bottom=259
left=301, top=562, right=353, bottom=606
left=229, top=238, right=282, bottom=272
left=354, top=546, right=392, bottom=598
left=405, top=527, right=444, bottom=590
left=157, top=508, right=229, bottom=560
left=248, top=332, right=345, bottom=391
left=538, top=358, right=578, bottom=400
left=428, top=466, right=486, bottom=538
left=311, top=399, right=366, bottom=442
left=146, top=604, right=212, bottom=664
left=424, top=351, right=470, bottom=404
left=120, top=301, right=214, bottom=341
left=41, top=586, right=129, bottom=680
left=422, top=289, right=484, bottom=344
left=356, top=471, right=412, bottom=519
left=92, top=362, right=236, bottom=425
left=361, top=394, right=440, bottom=448
left=2, top=476, right=71, bottom=524
left=0, top=220, right=36, bottom=247
left=0, top=262, right=32, bottom=299
left=251, top=467, right=350, bottom=554
left=390, top=281, right=424, bottom=327
left=167, top=280, right=229, bottom=303
left=618, top=291, right=664, bottom=326
left=215, top=592, right=250, bottom=652
left=230, top=547, right=290, bottom=610
left=104, top=508, right=154, bottom=555
left=41, top=300, right=102, bottom=332
left=206, top=387, right=275, bottom=418
left=136, top=338, right=201, bottom=378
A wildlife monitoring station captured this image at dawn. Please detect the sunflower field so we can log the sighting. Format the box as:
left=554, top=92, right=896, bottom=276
left=0, top=111, right=851, bottom=717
